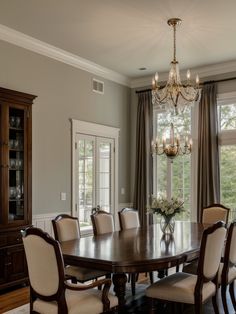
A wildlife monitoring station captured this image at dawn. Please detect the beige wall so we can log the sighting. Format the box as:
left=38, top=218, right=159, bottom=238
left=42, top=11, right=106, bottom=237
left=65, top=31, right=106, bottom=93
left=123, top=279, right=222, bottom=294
left=0, top=40, right=131, bottom=215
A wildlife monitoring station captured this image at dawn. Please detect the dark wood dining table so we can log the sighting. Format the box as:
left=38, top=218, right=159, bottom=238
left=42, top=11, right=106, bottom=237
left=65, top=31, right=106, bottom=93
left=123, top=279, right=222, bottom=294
left=61, top=222, right=206, bottom=306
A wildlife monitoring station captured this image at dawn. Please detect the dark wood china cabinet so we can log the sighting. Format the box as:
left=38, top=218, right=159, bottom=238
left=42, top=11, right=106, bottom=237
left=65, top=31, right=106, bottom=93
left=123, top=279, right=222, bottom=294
left=0, top=87, right=36, bottom=289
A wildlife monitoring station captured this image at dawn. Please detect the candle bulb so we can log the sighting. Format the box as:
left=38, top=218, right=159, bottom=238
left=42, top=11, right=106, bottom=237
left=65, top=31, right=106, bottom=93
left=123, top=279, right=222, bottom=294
left=162, top=135, right=166, bottom=148
left=196, top=74, right=199, bottom=85
left=186, top=69, right=191, bottom=81
left=170, top=123, right=174, bottom=145
left=189, top=138, right=193, bottom=150
left=152, top=78, right=156, bottom=89
left=155, top=72, right=159, bottom=83
left=176, top=134, right=180, bottom=146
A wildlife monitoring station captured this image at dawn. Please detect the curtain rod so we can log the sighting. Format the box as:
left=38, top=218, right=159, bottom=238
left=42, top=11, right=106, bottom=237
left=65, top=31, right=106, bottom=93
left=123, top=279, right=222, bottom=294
left=135, top=76, right=236, bottom=94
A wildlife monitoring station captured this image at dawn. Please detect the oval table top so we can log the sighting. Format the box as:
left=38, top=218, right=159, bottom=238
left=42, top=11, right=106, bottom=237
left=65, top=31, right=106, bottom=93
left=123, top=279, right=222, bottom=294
left=61, top=222, right=206, bottom=273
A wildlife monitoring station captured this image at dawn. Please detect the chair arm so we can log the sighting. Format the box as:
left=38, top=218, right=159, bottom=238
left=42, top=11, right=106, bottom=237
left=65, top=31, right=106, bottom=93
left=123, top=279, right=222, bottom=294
left=65, top=278, right=111, bottom=311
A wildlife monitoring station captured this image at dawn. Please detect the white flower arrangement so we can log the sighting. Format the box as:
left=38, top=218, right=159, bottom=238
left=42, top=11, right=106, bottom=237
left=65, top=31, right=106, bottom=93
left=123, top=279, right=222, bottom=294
left=150, top=195, right=184, bottom=218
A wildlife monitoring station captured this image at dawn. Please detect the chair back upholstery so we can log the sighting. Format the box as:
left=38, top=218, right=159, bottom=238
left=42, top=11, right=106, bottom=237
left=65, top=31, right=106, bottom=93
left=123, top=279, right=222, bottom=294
left=91, top=210, right=114, bottom=235
left=228, top=221, right=236, bottom=264
left=221, top=221, right=236, bottom=285
left=52, top=214, right=80, bottom=242
left=197, top=221, right=226, bottom=282
left=118, top=208, right=140, bottom=230
left=202, top=204, right=230, bottom=224
left=22, top=227, right=65, bottom=299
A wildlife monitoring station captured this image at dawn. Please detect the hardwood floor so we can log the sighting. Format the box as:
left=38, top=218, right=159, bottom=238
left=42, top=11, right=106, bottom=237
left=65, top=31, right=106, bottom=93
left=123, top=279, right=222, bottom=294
left=0, top=286, right=29, bottom=313
left=0, top=274, right=235, bottom=314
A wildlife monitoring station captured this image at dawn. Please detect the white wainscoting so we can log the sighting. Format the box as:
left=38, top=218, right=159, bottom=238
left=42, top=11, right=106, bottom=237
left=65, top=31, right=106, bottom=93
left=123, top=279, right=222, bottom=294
left=32, top=212, right=70, bottom=238
left=32, top=203, right=132, bottom=237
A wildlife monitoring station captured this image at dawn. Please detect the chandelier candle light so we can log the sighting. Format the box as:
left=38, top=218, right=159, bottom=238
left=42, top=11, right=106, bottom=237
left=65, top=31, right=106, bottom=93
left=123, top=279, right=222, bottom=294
left=152, top=18, right=200, bottom=115
left=151, top=123, right=192, bottom=161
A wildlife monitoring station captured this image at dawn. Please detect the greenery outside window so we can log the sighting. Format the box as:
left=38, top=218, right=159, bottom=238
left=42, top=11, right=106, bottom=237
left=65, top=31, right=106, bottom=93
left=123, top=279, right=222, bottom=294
left=218, top=94, right=236, bottom=221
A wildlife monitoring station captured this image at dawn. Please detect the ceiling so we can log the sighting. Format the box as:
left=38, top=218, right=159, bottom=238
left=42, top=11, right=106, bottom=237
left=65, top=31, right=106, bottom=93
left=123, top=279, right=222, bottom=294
left=0, top=0, right=236, bottom=80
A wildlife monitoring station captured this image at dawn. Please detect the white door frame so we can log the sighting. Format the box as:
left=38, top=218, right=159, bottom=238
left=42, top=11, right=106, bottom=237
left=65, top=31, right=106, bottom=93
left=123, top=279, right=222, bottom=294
left=71, top=119, right=120, bottom=228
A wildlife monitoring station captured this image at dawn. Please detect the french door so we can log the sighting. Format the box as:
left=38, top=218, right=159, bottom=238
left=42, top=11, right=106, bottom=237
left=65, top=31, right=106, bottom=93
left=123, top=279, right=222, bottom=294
left=74, top=133, right=115, bottom=232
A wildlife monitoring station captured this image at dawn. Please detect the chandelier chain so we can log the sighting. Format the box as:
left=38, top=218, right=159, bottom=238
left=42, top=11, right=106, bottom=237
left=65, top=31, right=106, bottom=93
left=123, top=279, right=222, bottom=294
left=173, top=23, right=176, bottom=62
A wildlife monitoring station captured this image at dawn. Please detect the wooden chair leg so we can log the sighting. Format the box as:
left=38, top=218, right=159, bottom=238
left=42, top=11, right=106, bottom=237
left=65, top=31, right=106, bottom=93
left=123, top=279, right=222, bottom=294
left=147, top=297, right=156, bottom=314
left=229, top=281, right=236, bottom=311
left=149, top=272, right=153, bottom=284
left=194, top=298, right=203, bottom=314
left=212, top=293, right=219, bottom=314
left=221, top=284, right=229, bottom=314
left=131, top=273, right=136, bottom=296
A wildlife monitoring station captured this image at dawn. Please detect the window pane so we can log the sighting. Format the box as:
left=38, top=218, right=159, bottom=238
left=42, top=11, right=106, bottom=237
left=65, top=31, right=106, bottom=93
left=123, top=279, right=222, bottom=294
left=172, top=156, right=191, bottom=220
left=218, top=103, right=236, bottom=131
left=220, top=145, right=236, bottom=221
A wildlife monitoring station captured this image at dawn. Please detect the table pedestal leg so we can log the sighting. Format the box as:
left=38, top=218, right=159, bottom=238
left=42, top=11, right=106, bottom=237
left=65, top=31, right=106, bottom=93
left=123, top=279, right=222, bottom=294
left=112, top=273, right=127, bottom=306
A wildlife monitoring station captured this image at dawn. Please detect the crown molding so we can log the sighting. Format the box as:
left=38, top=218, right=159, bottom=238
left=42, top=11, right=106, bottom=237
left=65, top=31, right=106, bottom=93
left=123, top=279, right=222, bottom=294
left=131, top=60, right=236, bottom=89
left=0, top=24, right=131, bottom=87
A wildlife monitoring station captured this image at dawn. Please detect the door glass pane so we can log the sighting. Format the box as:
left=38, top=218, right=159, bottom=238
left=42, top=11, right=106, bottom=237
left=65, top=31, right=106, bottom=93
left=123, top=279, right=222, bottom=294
left=8, top=108, right=25, bottom=222
left=78, top=138, right=94, bottom=230
left=97, top=141, right=111, bottom=213
left=220, top=145, right=236, bottom=221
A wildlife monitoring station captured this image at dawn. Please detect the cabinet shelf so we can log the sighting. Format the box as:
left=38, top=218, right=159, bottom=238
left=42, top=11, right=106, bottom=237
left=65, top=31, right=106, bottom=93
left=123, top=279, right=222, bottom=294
left=9, top=127, right=23, bottom=131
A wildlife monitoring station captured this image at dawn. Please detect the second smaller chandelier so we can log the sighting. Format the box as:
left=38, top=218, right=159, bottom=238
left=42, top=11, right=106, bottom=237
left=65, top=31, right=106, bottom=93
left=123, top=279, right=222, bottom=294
left=152, top=18, right=200, bottom=115
left=151, top=123, right=192, bottom=161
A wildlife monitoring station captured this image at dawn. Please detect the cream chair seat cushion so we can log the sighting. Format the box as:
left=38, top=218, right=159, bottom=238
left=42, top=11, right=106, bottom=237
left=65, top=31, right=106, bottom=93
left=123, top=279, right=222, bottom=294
left=65, top=265, right=107, bottom=281
left=218, top=263, right=236, bottom=284
left=146, top=272, right=216, bottom=304
left=33, top=287, right=118, bottom=314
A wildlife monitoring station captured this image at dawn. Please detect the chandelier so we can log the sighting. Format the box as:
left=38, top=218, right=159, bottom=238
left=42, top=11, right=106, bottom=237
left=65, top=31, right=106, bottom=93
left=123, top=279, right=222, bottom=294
left=152, top=18, right=200, bottom=115
left=151, top=123, right=192, bottom=161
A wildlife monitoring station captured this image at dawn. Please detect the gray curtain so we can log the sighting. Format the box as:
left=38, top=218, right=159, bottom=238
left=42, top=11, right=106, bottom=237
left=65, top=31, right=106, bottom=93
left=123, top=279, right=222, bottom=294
left=197, top=83, right=220, bottom=221
left=133, top=91, right=153, bottom=227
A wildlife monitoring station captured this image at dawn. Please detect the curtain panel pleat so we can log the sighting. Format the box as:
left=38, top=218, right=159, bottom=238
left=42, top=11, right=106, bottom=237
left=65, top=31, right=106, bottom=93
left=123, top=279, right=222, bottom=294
left=133, top=91, right=153, bottom=227
left=197, top=83, right=220, bottom=221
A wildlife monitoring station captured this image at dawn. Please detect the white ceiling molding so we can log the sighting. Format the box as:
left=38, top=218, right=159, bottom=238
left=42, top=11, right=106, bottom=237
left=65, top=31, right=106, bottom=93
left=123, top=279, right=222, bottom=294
left=0, top=24, right=131, bottom=87
left=131, top=60, right=236, bottom=89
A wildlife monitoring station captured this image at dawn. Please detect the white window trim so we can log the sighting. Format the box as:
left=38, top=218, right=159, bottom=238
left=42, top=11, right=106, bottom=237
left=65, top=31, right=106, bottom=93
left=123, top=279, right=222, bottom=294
left=71, top=119, right=120, bottom=231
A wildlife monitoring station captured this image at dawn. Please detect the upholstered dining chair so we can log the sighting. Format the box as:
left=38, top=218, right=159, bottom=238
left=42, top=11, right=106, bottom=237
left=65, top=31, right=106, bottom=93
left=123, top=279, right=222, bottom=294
left=218, top=221, right=236, bottom=314
left=183, top=203, right=230, bottom=275
left=52, top=214, right=109, bottom=283
left=146, top=221, right=226, bottom=314
left=21, top=227, right=118, bottom=314
left=202, top=203, right=230, bottom=224
left=91, top=210, right=115, bottom=235
left=118, top=208, right=153, bottom=296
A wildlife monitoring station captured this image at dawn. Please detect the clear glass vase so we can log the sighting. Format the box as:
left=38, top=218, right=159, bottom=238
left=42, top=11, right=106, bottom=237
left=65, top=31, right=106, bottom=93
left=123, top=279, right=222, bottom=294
left=160, top=216, right=175, bottom=234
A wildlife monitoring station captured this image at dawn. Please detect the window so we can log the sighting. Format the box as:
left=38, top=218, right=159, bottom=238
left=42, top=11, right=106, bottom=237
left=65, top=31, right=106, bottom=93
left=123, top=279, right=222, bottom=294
left=218, top=93, right=236, bottom=221
left=153, top=107, right=194, bottom=221
left=72, top=120, right=119, bottom=234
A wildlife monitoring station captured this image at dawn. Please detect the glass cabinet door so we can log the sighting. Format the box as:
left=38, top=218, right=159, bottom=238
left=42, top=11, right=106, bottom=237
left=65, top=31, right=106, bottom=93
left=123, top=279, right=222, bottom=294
left=8, top=107, right=26, bottom=222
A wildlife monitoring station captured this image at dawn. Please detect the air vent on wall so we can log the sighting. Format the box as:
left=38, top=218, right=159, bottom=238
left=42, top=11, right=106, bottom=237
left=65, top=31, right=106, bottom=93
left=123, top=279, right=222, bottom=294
left=92, top=78, right=104, bottom=94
